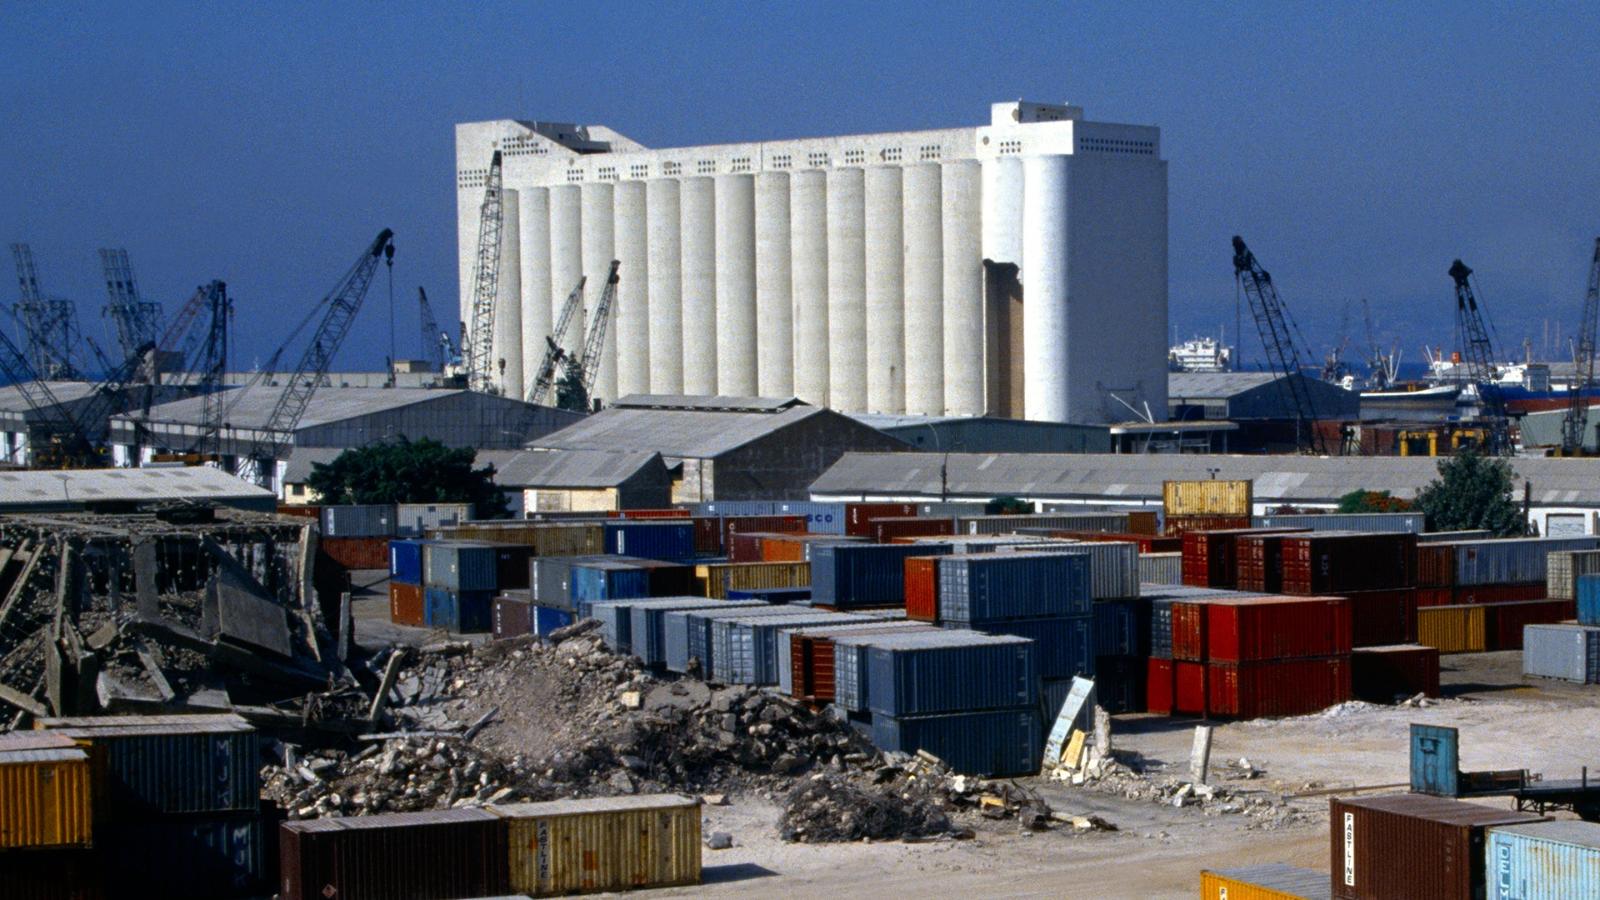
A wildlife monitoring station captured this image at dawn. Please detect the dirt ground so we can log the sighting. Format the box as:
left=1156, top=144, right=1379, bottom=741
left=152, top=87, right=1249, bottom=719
left=348, top=578, right=1600, bottom=899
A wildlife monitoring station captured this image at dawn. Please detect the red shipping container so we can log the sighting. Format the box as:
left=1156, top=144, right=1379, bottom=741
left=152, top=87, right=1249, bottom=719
left=1207, top=656, right=1351, bottom=719
left=1235, top=534, right=1295, bottom=593
left=1351, top=644, right=1440, bottom=701
left=276, top=504, right=322, bottom=520
left=1055, top=531, right=1181, bottom=553
left=1170, top=601, right=1209, bottom=661
left=870, top=516, right=955, bottom=543
left=904, top=557, right=940, bottom=622
left=1416, top=586, right=1455, bottom=608
left=1343, top=588, right=1419, bottom=646
left=728, top=532, right=769, bottom=563
left=1416, top=544, right=1457, bottom=587
left=1485, top=598, right=1575, bottom=650
left=1174, top=660, right=1208, bottom=714
left=389, top=582, right=424, bottom=626
left=844, top=502, right=919, bottom=537
left=1182, top=528, right=1307, bottom=588
left=1164, top=514, right=1250, bottom=537
left=1451, top=582, right=1546, bottom=605
left=691, top=516, right=722, bottom=556
left=1126, top=510, right=1160, bottom=535
left=722, top=515, right=806, bottom=549
left=1146, top=658, right=1176, bottom=714
left=1204, top=595, right=1353, bottom=662
left=492, top=594, right=532, bottom=639
left=320, top=536, right=389, bottom=570
left=1280, top=531, right=1418, bottom=595
left=618, top=508, right=690, bottom=519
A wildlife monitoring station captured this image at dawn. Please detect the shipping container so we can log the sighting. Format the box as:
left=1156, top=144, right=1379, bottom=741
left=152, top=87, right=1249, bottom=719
left=693, top=561, right=810, bottom=599
left=395, top=502, right=471, bottom=537
left=587, top=600, right=635, bottom=653
left=1092, top=596, right=1149, bottom=657
left=711, top=610, right=869, bottom=684
left=1090, top=655, right=1147, bottom=714
left=1351, top=644, right=1441, bottom=702
left=530, top=554, right=607, bottom=609
left=1174, top=659, right=1208, bottom=714
left=775, top=500, right=847, bottom=534
left=724, top=586, right=810, bottom=603
left=758, top=533, right=859, bottom=563
left=37, top=714, right=258, bottom=819
left=1164, top=479, right=1252, bottom=517
left=1417, top=544, right=1457, bottom=588
left=727, top=531, right=768, bottom=563
left=1165, top=513, right=1252, bottom=536
left=321, top=504, right=395, bottom=538
left=100, top=811, right=267, bottom=899
left=957, top=511, right=1132, bottom=535
left=692, top=500, right=777, bottom=517
left=844, top=502, right=920, bottom=536
left=494, top=795, right=701, bottom=896
left=1037, top=530, right=1182, bottom=553
left=1452, top=536, right=1600, bottom=587
left=1055, top=540, right=1139, bottom=600
left=388, top=538, right=432, bottom=584
left=424, top=587, right=495, bottom=633
left=870, top=516, right=956, bottom=543
left=1236, top=533, right=1293, bottom=593
left=492, top=593, right=532, bottom=639
left=662, top=604, right=799, bottom=674
left=424, top=541, right=501, bottom=592
left=938, top=551, right=1091, bottom=624
left=1484, top=820, right=1600, bottom=900
left=1329, top=794, right=1543, bottom=900
left=966, top=614, right=1093, bottom=679
left=904, top=556, right=941, bottom=622
left=721, top=514, right=806, bottom=549
left=1208, top=656, right=1351, bottom=718
left=1485, top=599, right=1574, bottom=650
left=1418, top=605, right=1488, bottom=653
left=278, top=808, right=509, bottom=900
left=1582, top=573, right=1600, bottom=625
left=1146, top=657, right=1175, bottom=714
left=432, top=522, right=603, bottom=558
left=601, top=520, right=695, bottom=562
left=320, top=536, right=389, bottom=570
left=1280, top=531, right=1419, bottom=595
left=0, top=846, right=103, bottom=900
left=778, top=621, right=931, bottom=700
left=1199, top=864, right=1332, bottom=900
left=569, top=561, right=652, bottom=616
left=690, top=516, right=722, bottom=556
left=490, top=544, right=536, bottom=590
left=1417, top=530, right=1493, bottom=543
left=618, top=507, right=690, bottom=519
left=864, top=631, right=1037, bottom=716
left=534, top=605, right=574, bottom=636
left=1183, top=528, right=1307, bottom=589
left=871, top=706, right=1041, bottom=777
left=390, top=581, right=425, bottom=627
left=1545, top=549, right=1600, bottom=600
left=1198, top=595, right=1354, bottom=663
left=812, top=543, right=953, bottom=610
left=1449, top=583, right=1546, bottom=605
left=1522, top=623, right=1600, bottom=683
left=1416, top=586, right=1455, bottom=608
left=1341, top=588, right=1419, bottom=647
left=1254, top=512, right=1426, bottom=534
left=832, top=629, right=1006, bottom=713
left=0, top=732, right=92, bottom=849
left=628, top=598, right=764, bottom=668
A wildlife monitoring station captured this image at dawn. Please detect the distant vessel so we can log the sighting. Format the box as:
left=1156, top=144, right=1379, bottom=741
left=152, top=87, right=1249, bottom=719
left=1168, top=336, right=1233, bottom=373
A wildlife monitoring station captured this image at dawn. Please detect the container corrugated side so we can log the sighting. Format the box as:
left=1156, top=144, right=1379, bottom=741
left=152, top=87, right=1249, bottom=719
left=1330, top=794, right=1543, bottom=900
left=588, top=601, right=635, bottom=654
left=1200, top=863, right=1333, bottom=900
left=395, top=502, right=471, bottom=537
left=1351, top=644, right=1440, bottom=701
left=778, top=622, right=930, bottom=699
left=1205, top=596, right=1353, bottom=663
left=966, top=614, right=1093, bottom=679
left=1521, top=623, right=1600, bottom=683
left=1454, top=536, right=1600, bottom=587
left=957, top=512, right=1130, bottom=535
left=1072, top=540, right=1140, bottom=600
left=835, top=631, right=987, bottom=712
left=864, top=633, right=1037, bottom=716
left=938, top=552, right=1091, bottom=624
left=39, top=718, right=259, bottom=818
left=278, top=808, right=509, bottom=900
left=0, top=745, right=93, bottom=849
left=100, top=811, right=266, bottom=899
left=662, top=605, right=794, bottom=674
left=321, top=504, right=396, bottom=538
left=423, top=541, right=500, bottom=591
left=1138, top=551, right=1183, bottom=586
left=745, top=612, right=868, bottom=685
left=496, top=795, right=701, bottom=896
left=1485, top=820, right=1600, bottom=900
left=389, top=582, right=425, bottom=626
left=1254, top=512, right=1425, bottom=534
left=629, top=598, right=762, bottom=668
left=810, top=543, right=952, bottom=609
left=493, top=595, right=532, bottom=639
left=694, top=561, right=810, bottom=599
left=1164, top=479, right=1252, bottom=517
left=1578, top=572, right=1600, bottom=624
left=775, top=500, right=846, bottom=534
left=870, top=707, right=1040, bottom=777
left=1207, top=656, right=1351, bottom=719
left=1092, top=596, right=1148, bottom=657
left=387, top=539, right=430, bottom=584
left=1417, top=605, right=1487, bottom=654
left=424, top=587, right=495, bottom=633
left=604, top=521, right=696, bottom=562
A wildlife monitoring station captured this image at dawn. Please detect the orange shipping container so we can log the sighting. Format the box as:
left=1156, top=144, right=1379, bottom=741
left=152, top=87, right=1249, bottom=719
left=1200, top=864, right=1332, bottom=899
left=390, top=582, right=425, bottom=627
left=0, top=732, right=93, bottom=850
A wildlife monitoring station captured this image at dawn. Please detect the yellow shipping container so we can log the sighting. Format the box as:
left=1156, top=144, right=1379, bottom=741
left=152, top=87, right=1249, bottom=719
left=693, top=561, right=810, bottom=599
left=1417, top=605, right=1487, bottom=653
left=429, top=523, right=603, bottom=556
left=493, top=795, right=701, bottom=896
left=1199, top=864, right=1329, bottom=899
left=0, top=732, right=93, bottom=850
left=1164, top=479, right=1253, bottom=517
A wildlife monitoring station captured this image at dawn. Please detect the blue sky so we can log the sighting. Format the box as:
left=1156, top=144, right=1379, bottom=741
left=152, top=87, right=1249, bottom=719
left=3, top=2, right=1598, bottom=374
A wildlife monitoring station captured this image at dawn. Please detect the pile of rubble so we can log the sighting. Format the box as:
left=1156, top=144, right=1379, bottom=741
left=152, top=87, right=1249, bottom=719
left=1060, top=751, right=1299, bottom=828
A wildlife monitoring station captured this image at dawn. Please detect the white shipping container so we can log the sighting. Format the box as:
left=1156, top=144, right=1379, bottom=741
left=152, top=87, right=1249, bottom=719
left=1138, top=552, right=1182, bottom=586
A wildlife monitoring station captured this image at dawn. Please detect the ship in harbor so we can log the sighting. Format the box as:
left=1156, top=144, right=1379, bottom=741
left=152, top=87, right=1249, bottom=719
left=1168, top=336, right=1233, bottom=373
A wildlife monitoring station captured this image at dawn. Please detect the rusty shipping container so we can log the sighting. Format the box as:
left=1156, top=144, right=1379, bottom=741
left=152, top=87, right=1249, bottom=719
left=1330, top=794, right=1543, bottom=900
left=1183, top=528, right=1307, bottom=589
left=1351, top=644, right=1440, bottom=701
left=1280, top=531, right=1419, bottom=595
left=1200, top=863, right=1333, bottom=900
left=1417, top=605, right=1488, bottom=653
left=1485, top=599, right=1574, bottom=650
left=1207, top=656, right=1352, bottom=719
left=693, top=561, right=809, bottom=599
left=760, top=533, right=859, bottom=562
left=844, top=502, right=920, bottom=536
left=495, top=795, right=701, bottom=896
left=1417, top=544, right=1457, bottom=587
left=721, top=514, right=806, bottom=549
left=279, top=808, right=509, bottom=900
left=870, top=516, right=956, bottom=542
left=1343, top=588, right=1420, bottom=647
left=0, top=732, right=92, bottom=850
left=1202, top=595, right=1354, bottom=663
left=1164, top=479, right=1253, bottom=517
left=904, top=556, right=941, bottom=621
left=320, top=536, right=390, bottom=570
left=390, top=582, right=425, bottom=627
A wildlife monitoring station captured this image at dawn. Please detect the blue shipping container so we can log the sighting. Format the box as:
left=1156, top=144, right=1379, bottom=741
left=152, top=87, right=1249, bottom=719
left=423, top=541, right=500, bottom=591
left=533, top=605, right=574, bottom=637
left=1486, top=820, right=1600, bottom=900
left=39, top=715, right=259, bottom=817
left=727, top=587, right=812, bottom=603
left=811, top=543, right=953, bottom=609
left=424, top=587, right=494, bottom=633
left=587, top=600, right=634, bottom=653
left=865, top=632, right=1037, bottom=716
left=604, top=521, right=696, bottom=561
left=569, top=561, right=653, bottom=616
left=664, top=605, right=797, bottom=674
left=1089, top=656, right=1146, bottom=714
left=1092, top=597, right=1148, bottom=657
left=871, top=707, right=1040, bottom=777
left=632, top=598, right=763, bottom=667
left=1579, top=573, right=1600, bottom=626
left=938, top=552, right=1092, bottom=624
left=964, top=615, right=1093, bottom=679
left=99, top=812, right=266, bottom=898
left=387, top=539, right=433, bottom=585
left=776, top=501, right=847, bottom=535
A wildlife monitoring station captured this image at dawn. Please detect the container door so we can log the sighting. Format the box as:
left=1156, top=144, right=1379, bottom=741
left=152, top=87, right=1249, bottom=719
left=1410, top=723, right=1459, bottom=796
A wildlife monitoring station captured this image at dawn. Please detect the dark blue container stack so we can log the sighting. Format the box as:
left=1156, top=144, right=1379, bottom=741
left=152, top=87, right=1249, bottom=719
left=1580, top=573, right=1600, bottom=625
left=569, top=560, right=653, bottom=617
left=425, top=587, right=493, bottom=632
left=603, top=520, right=696, bottom=562
left=533, top=605, right=574, bottom=636
left=630, top=598, right=765, bottom=668
left=1091, top=594, right=1151, bottom=712
left=810, top=543, right=953, bottom=609
left=422, top=541, right=499, bottom=633
left=937, top=551, right=1094, bottom=679
left=387, top=538, right=433, bottom=586
left=663, top=604, right=800, bottom=674
left=727, top=586, right=813, bottom=603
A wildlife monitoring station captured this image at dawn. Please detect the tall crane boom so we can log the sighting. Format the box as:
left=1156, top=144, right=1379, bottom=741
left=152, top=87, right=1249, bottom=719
left=10, top=243, right=81, bottom=380
left=1562, top=239, right=1600, bottom=455
left=576, top=261, right=621, bottom=403
left=465, top=151, right=505, bottom=393
left=98, top=248, right=164, bottom=358
left=526, top=275, right=587, bottom=406
left=416, top=286, right=447, bottom=370
left=1231, top=236, right=1327, bottom=454
left=1449, top=259, right=1512, bottom=455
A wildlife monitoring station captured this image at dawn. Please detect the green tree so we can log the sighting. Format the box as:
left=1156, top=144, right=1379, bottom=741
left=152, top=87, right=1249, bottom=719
left=1337, top=489, right=1414, bottom=514
left=986, top=496, right=1035, bottom=515
left=306, top=437, right=509, bottom=517
left=555, top=358, right=589, bottom=413
left=1414, top=450, right=1525, bottom=536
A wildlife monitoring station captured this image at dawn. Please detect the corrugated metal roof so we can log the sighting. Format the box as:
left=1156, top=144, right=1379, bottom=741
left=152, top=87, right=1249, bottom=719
left=535, top=404, right=833, bottom=458
left=0, top=380, right=99, bottom=414
left=0, top=466, right=273, bottom=506
left=1168, top=371, right=1285, bottom=399
left=809, top=451, right=1600, bottom=506
left=611, top=394, right=804, bottom=412
left=280, top=446, right=525, bottom=485
left=116, top=385, right=477, bottom=431
left=491, top=449, right=662, bottom=488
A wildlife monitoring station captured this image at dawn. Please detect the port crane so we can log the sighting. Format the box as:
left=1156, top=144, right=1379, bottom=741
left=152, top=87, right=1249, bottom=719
left=525, top=274, right=588, bottom=406
left=1449, top=259, right=1513, bottom=455
left=1561, top=238, right=1600, bottom=455
left=1231, top=236, right=1328, bottom=455
left=464, top=150, right=505, bottom=393
left=98, top=248, right=164, bottom=360
left=567, top=261, right=620, bottom=412
left=415, top=286, right=457, bottom=371
left=10, top=244, right=82, bottom=380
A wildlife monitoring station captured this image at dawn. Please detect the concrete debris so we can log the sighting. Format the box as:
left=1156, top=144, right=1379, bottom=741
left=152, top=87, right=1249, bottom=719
left=1398, top=692, right=1436, bottom=708
left=1050, top=749, right=1298, bottom=829
left=705, top=831, right=734, bottom=850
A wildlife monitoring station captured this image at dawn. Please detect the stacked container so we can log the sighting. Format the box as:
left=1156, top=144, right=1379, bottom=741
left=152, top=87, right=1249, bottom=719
left=394, top=502, right=471, bottom=537
left=777, top=621, right=933, bottom=701
left=387, top=538, right=431, bottom=626
left=938, top=550, right=1095, bottom=680
left=629, top=598, right=765, bottom=668
left=602, top=520, right=695, bottom=562
left=1577, top=573, right=1600, bottom=625
left=1329, top=794, right=1543, bottom=900
left=1277, top=531, right=1420, bottom=647
left=492, top=590, right=533, bottom=639
left=1545, top=548, right=1600, bottom=601
left=1351, top=644, right=1441, bottom=701
left=1168, top=595, right=1353, bottom=718
left=811, top=543, right=953, bottom=610
left=693, top=561, right=810, bottom=599
left=278, top=808, right=509, bottom=900
left=1484, top=820, right=1600, bottom=899
left=869, top=516, right=956, bottom=542
left=720, top=514, right=807, bottom=549
left=1183, top=528, right=1307, bottom=588
left=0, top=731, right=92, bottom=851
left=843, top=502, right=920, bottom=536
left=710, top=610, right=871, bottom=684
left=662, top=604, right=799, bottom=674
left=1139, top=551, right=1182, bottom=585
left=422, top=541, right=500, bottom=633
left=1522, top=623, right=1600, bottom=683
left=1253, top=511, right=1426, bottom=533
left=1418, top=604, right=1488, bottom=653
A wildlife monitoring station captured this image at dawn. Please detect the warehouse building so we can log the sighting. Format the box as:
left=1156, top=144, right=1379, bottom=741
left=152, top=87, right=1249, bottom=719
left=456, top=100, right=1168, bottom=424
left=0, top=380, right=193, bottom=467
left=0, top=466, right=275, bottom=514
left=1168, top=371, right=1359, bottom=453
left=809, top=451, right=1600, bottom=536
left=110, top=387, right=582, bottom=494
left=531, top=394, right=905, bottom=502
left=850, top=413, right=1112, bottom=454
left=496, top=448, right=672, bottom=513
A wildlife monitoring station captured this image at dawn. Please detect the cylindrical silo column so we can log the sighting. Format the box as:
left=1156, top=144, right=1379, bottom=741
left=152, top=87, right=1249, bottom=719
left=902, top=164, right=944, bottom=416
left=580, top=182, right=616, bottom=403
left=864, top=166, right=905, bottom=414
left=646, top=178, right=683, bottom=393
left=715, top=174, right=757, bottom=396
left=826, top=168, right=866, bottom=412
left=941, top=160, right=983, bottom=416
left=789, top=170, right=829, bottom=406
left=755, top=172, right=794, bottom=398
left=982, top=156, right=1024, bottom=267
left=549, top=184, right=584, bottom=365
left=494, top=189, right=524, bottom=396
left=679, top=177, right=717, bottom=394
left=1022, top=155, right=1070, bottom=423
left=518, top=186, right=552, bottom=398
left=614, top=180, right=650, bottom=398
